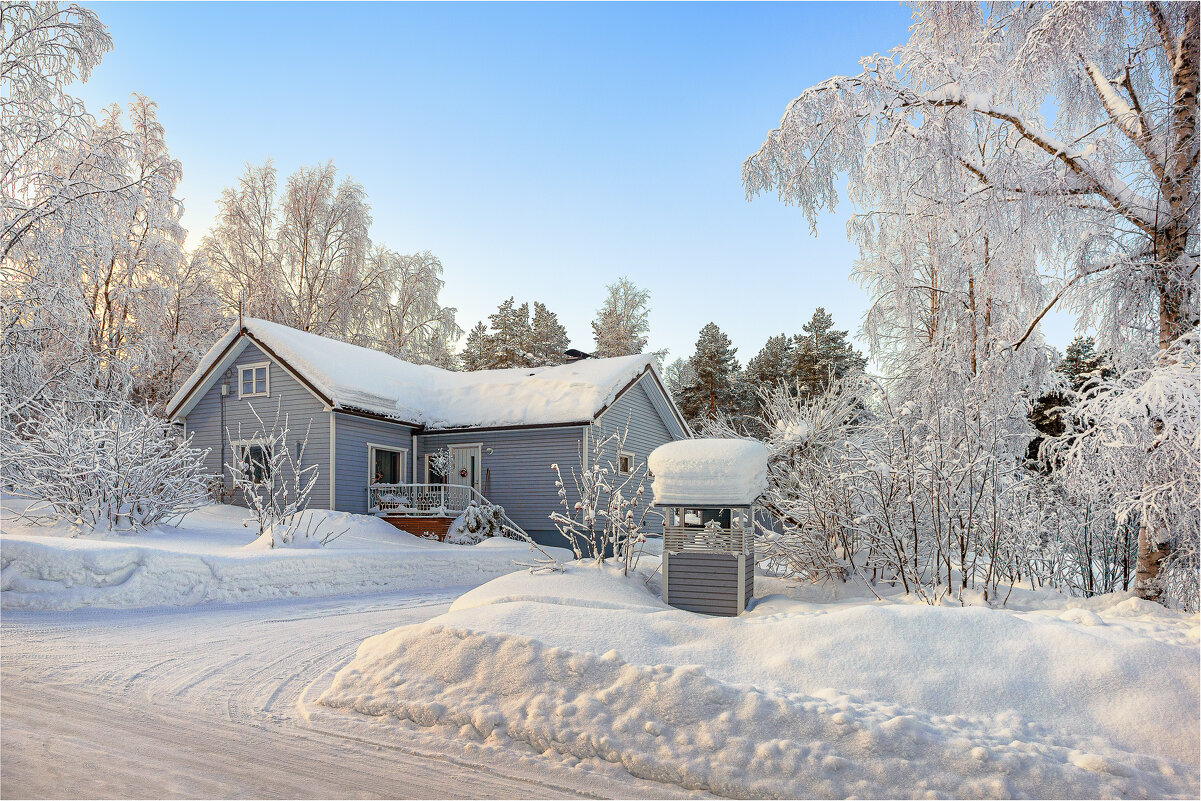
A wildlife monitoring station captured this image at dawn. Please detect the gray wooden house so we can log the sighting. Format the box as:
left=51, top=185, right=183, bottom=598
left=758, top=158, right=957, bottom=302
left=167, top=318, right=689, bottom=544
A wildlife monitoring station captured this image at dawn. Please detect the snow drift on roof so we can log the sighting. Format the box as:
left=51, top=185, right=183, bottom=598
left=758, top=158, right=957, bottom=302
left=648, top=438, right=768, bottom=506
left=169, top=319, right=660, bottom=430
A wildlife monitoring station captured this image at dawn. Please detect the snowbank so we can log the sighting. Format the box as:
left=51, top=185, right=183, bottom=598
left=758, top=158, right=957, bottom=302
left=169, top=318, right=658, bottom=429
left=319, top=565, right=1200, bottom=799
left=648, top=438, right=768, bottom=506
left=0, top=503, right=568, bottom=611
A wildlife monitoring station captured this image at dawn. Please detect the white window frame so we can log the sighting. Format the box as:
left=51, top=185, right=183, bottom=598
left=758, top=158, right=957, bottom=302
left=367, top=443, right=407, bottom=486
left=238, top=361, right=270, bottom=399
left=618, top=450, right=635, bottom=475
left=230, top=438, right=272, bottom=484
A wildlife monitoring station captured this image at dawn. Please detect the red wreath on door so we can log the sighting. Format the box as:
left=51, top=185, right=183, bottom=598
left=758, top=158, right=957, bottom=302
left=458, top=468, right=468, bottom=478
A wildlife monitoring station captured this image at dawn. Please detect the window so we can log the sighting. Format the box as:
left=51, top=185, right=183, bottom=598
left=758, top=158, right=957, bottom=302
left=238, top=362, right=269, bottom=398
left=369, top=445, right=405, bottom=485
left=233, top=441, right=272, bottom=484
left=618, top=450, right=634, bottom=475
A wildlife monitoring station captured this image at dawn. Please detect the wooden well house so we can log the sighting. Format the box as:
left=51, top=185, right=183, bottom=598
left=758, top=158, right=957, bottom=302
left=648, top=439, right=768, bottom=616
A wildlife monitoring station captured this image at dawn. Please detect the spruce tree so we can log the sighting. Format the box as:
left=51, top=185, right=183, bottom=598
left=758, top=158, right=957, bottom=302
left=680, top=322, right=740, bottom=424
left=1028, top=336, right=1115, bottom=461
left=529, top=302, right=570, bottom=366
left=459, top=322, right=494, bottom=371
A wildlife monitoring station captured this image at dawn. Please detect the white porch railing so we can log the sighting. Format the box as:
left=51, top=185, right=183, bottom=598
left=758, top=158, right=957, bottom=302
left=368, top=482, right=533, bottom=543
left=368, top=483, right=480, bottom=516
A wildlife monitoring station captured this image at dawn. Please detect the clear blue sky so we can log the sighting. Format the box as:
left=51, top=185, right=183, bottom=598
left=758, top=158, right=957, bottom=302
left=74, top=1, right=1074, bottom=364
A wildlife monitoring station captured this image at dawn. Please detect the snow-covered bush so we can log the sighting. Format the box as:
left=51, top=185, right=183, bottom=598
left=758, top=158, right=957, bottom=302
left=0, top=399, right=211, bottom=532
left=427, top=447, right=451, bottom=481
left=224, top=400, right=320, bottom=547
left=1045, top=330, right=1200, bottom=610
left=550, top=426, right=649, bottom=573
left=705, top=380, right=865, bottom=586
left=447, top=500, right=505, bottom=545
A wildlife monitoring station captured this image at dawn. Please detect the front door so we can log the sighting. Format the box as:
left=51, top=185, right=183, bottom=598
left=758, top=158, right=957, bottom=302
left=448, top=444, right=481, bottom=493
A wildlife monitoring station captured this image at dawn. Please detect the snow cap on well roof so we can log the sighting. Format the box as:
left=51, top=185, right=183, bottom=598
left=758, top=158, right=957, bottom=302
left=648, top=438, right=769, bottom=507
left=169, top=318, right=662, bottom=430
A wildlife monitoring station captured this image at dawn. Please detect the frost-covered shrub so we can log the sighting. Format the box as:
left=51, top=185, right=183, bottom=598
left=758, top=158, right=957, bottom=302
left=447, top=500, right=505, bottom=545
left=1, top=399, right=211, bottom=531
left=1045, top=330, right=1200, bottom=610
left=550, top=426, right=649, bottom=573
left=225, top=401, right=320, bottom=547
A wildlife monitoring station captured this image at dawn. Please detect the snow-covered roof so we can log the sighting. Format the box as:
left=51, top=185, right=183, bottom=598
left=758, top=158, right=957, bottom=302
left=168, top=318, right=667, bottom=431
left=647, top=438, right=769, bottom=507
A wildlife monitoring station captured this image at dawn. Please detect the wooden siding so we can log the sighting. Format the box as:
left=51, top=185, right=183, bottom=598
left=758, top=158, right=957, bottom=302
left=333, top=413, right=416, bottom=514
left=415, top=426, right=584, bottom=544
left=643, top=374, right=689, bottom=440
left=183, top=343, right=331, bottom=509
left=595, top=373, right=685, bottom=534
left=664, top=551, right=747, bottom=616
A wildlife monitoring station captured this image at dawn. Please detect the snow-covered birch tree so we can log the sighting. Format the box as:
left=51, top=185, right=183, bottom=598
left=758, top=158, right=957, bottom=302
left=743, top=1, right=1198, bottom=605
left=202, top=159, right=460, bottom=365
left=592, top=276, right=662, bottom=359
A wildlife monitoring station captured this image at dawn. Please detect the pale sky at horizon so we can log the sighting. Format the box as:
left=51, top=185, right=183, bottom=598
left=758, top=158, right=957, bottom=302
left=72, top=0, right=1077, bottom=365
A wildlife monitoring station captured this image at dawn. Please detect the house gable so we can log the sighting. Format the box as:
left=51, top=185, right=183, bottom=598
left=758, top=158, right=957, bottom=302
left=168, top=328, right=333, bottom=422
left=182, top=341, right=333, bottom=509
left=597, top=366, right=690, bottom=440
left=592, top=371, right=690, bottom=534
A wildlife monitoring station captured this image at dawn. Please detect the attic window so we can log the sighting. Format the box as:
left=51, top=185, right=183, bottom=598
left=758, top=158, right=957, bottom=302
left=239, top=362, right=269, bottom=398
left=618, top=451, right=634, bottom=475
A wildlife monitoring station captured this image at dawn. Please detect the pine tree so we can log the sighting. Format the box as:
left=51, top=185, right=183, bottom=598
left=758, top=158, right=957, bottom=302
left=680, top=323, right=740, bottom=425
left=487, top=297, right=532, bottom=368
left=741, top=333, right=796, bottom=434
left=459, top=322, right=494, bottom=371
left=745, top=334, right=795, bottom=396
left=792, top=307, right=866, bottom=400
left=592, top=276, right=652, bottom=357
left=529, top=302, right=570, bottom=367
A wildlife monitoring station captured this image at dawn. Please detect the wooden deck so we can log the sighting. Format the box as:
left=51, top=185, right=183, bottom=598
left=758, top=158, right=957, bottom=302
left=382, top=516, right=453, bottom=541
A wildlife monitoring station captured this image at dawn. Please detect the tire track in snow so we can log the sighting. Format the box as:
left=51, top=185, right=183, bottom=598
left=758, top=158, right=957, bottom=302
left=1, top=589, right=699, bottom=799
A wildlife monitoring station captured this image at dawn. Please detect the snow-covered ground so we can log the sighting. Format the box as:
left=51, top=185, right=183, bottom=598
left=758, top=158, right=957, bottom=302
left=1, top=501, right=569, bottom=611
left=319, top=562, right=1201, bottom=799
left=1, top=588, right=696, bottom=799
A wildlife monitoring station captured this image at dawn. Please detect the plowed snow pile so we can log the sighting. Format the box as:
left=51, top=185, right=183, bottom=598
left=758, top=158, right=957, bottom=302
left=1, top=502, right=564, bottom=610
left=319, top=564, right=1200, bottom=799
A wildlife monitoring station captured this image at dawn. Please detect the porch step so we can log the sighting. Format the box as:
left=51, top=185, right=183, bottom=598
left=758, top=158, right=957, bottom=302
left=383, top=516, right=453, bottom=541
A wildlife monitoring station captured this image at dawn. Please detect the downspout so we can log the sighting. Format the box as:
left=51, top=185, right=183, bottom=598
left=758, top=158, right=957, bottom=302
left=219, top=381, right=227, bottom=489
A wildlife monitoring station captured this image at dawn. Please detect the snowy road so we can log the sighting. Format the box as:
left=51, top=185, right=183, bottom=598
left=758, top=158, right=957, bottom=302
left=1, top=588, right=693, bottom=799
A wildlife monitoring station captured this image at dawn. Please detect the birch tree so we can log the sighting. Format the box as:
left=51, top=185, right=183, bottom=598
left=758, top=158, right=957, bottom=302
left=744, top=1, right=1198, bottom=604
left=202, top=160, right=460, bottom=365
left=592, top=276, right=657, bottom=358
